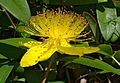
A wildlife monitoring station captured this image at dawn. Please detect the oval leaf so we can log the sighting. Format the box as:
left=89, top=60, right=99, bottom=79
left=0, top=64, right=14, bottom=83
left=0, top=38, right=35, bottom=47
left=97, top=44, right=113, bottom=57
left=73, top=57, right=120, bottom=75
left=97, top=6, right=117, bottom=41
left=0, top=38, right=35, bottom=59
left=83, top=12, right=100, bottom=41
left=0, top=0, right=31, bottom=23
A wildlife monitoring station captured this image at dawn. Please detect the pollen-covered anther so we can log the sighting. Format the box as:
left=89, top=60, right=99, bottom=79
left=36, top=11, right=42, bottom=16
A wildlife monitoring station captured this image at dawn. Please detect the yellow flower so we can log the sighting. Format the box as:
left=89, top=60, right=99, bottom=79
left=20, top=10, right=99, bottom=67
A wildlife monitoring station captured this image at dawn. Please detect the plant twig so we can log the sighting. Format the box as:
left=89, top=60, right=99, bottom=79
left=41, top=63, right=51, bottom=83
left=3, top=8, right=16, bottom=37
left=41, top=54, right=56, bottom=83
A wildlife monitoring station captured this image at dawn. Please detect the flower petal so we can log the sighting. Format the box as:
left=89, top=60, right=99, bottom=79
left=24, top=41, right=42, bottom=48
left=60, top=39, right=71, bottom=47
left=20, top=43, right=57, bottom=67
left=58, top=46, right=100, bottom=56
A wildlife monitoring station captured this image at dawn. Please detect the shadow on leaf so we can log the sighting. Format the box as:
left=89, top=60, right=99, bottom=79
left=0, top=43, right=26, bottom=59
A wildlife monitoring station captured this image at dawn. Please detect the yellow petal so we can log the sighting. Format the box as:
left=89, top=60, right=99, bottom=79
left=60, top=39, right=71, bottom=47
left=24, top=41, right=42, bottom=48
left=58, top=46, right=100, bottom=56
left=20, top=43, right=57, bottom=67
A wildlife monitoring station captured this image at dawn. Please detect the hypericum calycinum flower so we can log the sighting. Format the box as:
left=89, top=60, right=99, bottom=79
left=20, top=10, right=99, bottom=67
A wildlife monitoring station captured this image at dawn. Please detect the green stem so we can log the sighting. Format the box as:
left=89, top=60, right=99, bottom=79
left=112, top=56, right=120, bottom=66
left=65, top=68, right=71, bottom=83
left=74, top=74, right=88, bottom=83
left=111, top=52, right=120, bottom=66
left=3, top=8, right=16, bottom=37
left=38, top=63, right=44, bottom=71
left=41, top=54, right=56, bottom=83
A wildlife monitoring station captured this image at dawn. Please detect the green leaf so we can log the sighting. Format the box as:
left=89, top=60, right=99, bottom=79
left=43, top=0, right=108, bottom=5
left=12, top=77, right=25, bottom=83
left=97, top=6, right=117, bottom=41
left=72, top=57, right=120, bottom=75
left=60, top=57, right=77, bottom=62
left=110, top=17, right=120, bottom=42
left=0, top=0, right=31, bottom=23
left=15, top=66, right=24, bottom=73
left=0, top=54, right=8, bottom=59
left=0, top=38, right=35, bottom=47
left=16, top=23, right=30, bottom=38
left=97, top=44, right=113, bottom=57
left=0, top=64, right=14, bottom=83
left=0, top=59, right=9, bottom=66
left=0, top=42, right=25, bottom=59
left=0, top=38, right=35, bottom=59
left=58, top=56, right=80, bottom=70
left=83, top=12, right=100, bottom=41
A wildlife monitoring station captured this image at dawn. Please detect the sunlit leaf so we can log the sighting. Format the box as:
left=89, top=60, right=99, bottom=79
left=97, top=6, right=117, bottom=41
left=110, top=17, right=120, bottom=42
left=0, top=38, right=35, bottom=47
left=16, top=23, right=30, bottom=38
left=0, top=54, right=8, bottom=59
left=0, top=0, right=31, bottom=23
left=0, top=64, right=14, bottom=83
left=97, top=44, right=113, bottom=57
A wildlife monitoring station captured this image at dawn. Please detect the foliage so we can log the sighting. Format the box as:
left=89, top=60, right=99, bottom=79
left=0, top=0, right=120, bottom=83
